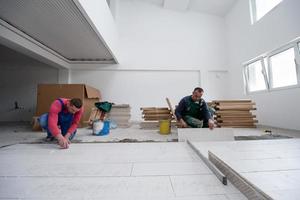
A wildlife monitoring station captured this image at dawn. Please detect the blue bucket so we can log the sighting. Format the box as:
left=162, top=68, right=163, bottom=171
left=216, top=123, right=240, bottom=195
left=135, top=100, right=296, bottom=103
left=96, top=120, right=110, bottom=136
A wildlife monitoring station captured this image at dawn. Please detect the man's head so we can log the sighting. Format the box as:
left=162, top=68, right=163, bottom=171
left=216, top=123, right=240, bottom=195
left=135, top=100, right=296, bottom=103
left=67, top=98, right=82, bottom=114
left=191, top=87, right=204, bottom=102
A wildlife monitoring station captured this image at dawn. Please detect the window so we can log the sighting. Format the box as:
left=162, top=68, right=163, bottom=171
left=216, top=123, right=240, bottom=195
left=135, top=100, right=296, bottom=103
left=250, top=0, right=283, bottom=23
left=244, top=60, right=267, bottom=92
left=243, top=37, right=300, bottom=94
left=269, top=48, right=298, bottom=88
left=263, top=57, right=269, bottom=79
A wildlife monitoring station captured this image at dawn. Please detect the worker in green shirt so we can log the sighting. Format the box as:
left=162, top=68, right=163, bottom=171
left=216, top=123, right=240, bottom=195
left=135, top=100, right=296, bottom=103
left=175, top=87, right=214, bottom=129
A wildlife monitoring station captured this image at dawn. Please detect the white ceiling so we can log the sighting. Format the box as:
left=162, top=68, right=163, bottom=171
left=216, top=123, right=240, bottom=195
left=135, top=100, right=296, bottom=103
left=140, top=0, right=237, bottom=16
left=0, top=0, right=115, bottom=62
left=189, top=0, right=237, bottom=16
left=164, top=0, right=190, bottom=11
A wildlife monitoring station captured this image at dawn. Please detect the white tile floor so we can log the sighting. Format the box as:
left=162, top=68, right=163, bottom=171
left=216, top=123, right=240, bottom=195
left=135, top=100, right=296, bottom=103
left=178, top=128, right=235, bottom=142
left=190, top=139, right=300, bottom=200
left=0, top=143, right=245, bottom=200
left=1, top=123, right=300, bottom=199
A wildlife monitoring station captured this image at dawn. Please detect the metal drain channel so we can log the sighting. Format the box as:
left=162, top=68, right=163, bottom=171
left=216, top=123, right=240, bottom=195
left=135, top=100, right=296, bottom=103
left=186, top=140, right=227, bottom=185
left=208, top=151, right=273, bottom=200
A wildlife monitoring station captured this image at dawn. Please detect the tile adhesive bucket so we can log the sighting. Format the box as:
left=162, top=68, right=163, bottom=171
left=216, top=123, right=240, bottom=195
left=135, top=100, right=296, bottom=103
left=159, top=120, right=171, bottom=135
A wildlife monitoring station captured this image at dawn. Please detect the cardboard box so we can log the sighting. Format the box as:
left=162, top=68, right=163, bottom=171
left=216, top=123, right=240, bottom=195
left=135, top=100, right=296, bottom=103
left=36, top=84, right=101, bottom=127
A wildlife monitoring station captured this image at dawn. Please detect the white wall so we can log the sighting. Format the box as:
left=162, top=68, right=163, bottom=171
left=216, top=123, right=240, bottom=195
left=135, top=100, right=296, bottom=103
left=71, top=0, right=229, bottom=121
left=225, top=0, right=300, bottom=130
left=0, top=51, right=59, bottom=122
left=116, top=0, right=227, bottom=69
left=71, top=69, right=200, bottom=121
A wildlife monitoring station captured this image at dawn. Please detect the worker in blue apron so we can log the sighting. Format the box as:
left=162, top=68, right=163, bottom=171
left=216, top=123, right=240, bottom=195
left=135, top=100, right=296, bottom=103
left=39, top=98, right=83, bottom=148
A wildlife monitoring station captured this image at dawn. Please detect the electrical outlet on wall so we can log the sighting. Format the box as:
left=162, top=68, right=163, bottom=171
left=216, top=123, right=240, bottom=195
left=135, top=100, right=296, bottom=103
left=9, top=101, right=24, bottom=111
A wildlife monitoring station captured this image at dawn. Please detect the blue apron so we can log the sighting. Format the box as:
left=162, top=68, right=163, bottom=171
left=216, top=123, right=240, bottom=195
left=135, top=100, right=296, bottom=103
left=57, top=98, right=74, bottom=135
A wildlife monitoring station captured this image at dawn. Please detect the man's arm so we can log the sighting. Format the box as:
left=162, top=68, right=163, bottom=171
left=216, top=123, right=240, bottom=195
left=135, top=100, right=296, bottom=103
left=48, top=100, right=63, bottom=137
left=200, top=100, right=214, bottom=129
left=175, top=98, right=188, bottom=128
left=65, top=108, right=84, bottom=138
left=175, top=98, right=185, bottom=120
left=48, top=100, right=69, bottom=148
left=200, top=100, right=212, bottom=120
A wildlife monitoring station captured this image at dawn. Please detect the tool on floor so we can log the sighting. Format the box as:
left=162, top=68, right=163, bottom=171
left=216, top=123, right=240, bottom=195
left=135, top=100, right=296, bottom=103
left=264, top=129, right=272, bottom=135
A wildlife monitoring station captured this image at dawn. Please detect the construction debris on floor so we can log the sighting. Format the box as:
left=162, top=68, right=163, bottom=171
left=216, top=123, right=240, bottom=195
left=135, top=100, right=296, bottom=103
left=210, top=99, right=258, bottom=128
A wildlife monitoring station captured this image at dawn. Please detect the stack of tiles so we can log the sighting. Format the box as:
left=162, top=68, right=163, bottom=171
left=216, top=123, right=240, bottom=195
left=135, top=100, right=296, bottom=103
left=108, top=104, right=131, bottom=128
left=140, top=107, right=175, bottom=129
left=212, top=100, right=258, bottom=128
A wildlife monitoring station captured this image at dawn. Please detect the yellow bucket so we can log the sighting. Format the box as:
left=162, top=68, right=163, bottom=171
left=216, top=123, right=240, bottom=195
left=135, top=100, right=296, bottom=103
left=159, top=120, right=171, bottom=135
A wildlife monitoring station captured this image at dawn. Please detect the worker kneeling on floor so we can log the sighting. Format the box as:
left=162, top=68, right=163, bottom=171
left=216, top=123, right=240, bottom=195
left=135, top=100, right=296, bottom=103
left=38, top=98, right=84, bottom=149
left=175, top=87, right=214, bottom=129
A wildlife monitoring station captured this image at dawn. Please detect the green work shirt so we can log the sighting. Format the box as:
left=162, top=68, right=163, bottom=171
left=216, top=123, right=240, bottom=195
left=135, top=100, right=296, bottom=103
left=183, top=96, right=204, bottom=118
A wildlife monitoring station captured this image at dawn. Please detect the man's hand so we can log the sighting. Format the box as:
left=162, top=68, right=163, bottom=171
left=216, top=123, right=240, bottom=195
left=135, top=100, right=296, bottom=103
left=55, top=134, right=69, bottom=149
left=208, top=119, right=215, bottom=130
left=64, top=133, right=72, bottom=145
left=179, top=119, right=188, bottom=128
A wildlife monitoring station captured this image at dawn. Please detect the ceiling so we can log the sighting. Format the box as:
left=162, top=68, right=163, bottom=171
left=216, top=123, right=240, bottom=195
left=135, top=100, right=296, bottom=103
left=188, top=0, right=237, bottom=16
left=139, top=0, right=237, bottom=16
left=0, top=0, right=115, bottom=63
left=0, top=0, right=236, bottom=67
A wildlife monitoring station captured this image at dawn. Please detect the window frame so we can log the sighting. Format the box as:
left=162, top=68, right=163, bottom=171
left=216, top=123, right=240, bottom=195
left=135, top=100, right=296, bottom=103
left=243, top=57, right=269, bottom=94
left=295, top=42, right=300, bottom=86
left=249, top=0, right=257, bottom=24
left=267, top=43, right=299, bottom=91
left=250, top=0, right=283, bottom=24
left=243, top=37, right=300, bottom=95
